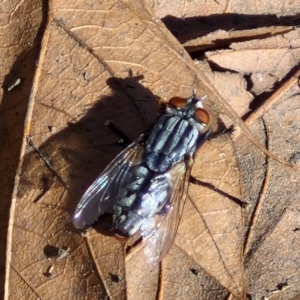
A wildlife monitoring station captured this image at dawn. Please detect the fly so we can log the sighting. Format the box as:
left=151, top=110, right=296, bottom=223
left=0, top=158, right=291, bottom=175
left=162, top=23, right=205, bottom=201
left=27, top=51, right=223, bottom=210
left=73, top=92, right=211, bottom=261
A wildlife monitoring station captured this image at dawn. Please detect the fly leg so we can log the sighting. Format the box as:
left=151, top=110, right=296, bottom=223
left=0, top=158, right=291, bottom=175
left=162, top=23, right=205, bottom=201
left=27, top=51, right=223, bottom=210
left=104, top=120, right=132, bottom=147
left=189, top=175, right=246, bottom=207
left=207, top=121, right=236, bottom=140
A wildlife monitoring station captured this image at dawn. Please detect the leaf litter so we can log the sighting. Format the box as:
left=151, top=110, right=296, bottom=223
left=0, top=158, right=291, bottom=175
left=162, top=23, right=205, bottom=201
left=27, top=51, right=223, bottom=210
left=2, top=0, right=300, bottom=299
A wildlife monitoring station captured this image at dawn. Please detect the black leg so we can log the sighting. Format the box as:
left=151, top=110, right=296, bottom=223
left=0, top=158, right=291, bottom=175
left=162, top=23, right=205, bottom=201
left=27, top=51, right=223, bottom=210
left=104, top=120, right=132, bottom=147
left=190, top=175, right=247, bottom=207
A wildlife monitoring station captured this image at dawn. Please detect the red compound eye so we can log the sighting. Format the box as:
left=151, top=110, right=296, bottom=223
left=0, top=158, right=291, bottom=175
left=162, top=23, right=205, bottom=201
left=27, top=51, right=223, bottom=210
left=194, top=108, right=210, bottom=125
left=168, top=96, right=187, bottom=108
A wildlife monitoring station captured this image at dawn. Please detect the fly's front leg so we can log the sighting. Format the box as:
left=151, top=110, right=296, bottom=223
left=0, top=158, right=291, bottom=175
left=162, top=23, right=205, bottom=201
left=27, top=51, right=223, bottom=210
left=207, top=120, right=236, bottom=141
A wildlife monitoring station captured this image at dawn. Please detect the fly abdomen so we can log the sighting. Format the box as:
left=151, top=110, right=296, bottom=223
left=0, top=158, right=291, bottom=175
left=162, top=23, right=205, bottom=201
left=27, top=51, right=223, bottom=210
left=113, top=163, right=172, bottom=237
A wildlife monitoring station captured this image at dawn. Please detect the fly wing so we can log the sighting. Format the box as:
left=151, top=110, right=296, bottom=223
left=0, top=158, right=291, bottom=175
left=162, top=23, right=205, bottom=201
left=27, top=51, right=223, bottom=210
left=73, top=142, right=145, bottom=229
left=144, top=159, right=191, bottom=263
left=154, top=160, right=191, bottom=261
left=126, top=158, right=192, bottom=264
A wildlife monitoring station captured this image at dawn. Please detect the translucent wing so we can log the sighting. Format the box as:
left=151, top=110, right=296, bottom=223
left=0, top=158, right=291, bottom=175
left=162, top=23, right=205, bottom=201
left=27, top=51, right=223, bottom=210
left=126, top=158, right=192, bottom=264
left=154, top=160, right=191, bottom=261
left=73, top=142, right=145, bottom=229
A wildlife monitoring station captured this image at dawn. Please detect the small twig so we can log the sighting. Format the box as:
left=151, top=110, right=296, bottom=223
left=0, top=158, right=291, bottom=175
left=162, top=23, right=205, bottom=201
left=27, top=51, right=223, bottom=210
left=245, top=68, right=300, bottom=126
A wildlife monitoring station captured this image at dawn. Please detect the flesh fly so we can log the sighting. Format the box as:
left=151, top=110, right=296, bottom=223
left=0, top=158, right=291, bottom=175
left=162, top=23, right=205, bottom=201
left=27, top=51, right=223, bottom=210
left=73, top=93, right=211, bottom=261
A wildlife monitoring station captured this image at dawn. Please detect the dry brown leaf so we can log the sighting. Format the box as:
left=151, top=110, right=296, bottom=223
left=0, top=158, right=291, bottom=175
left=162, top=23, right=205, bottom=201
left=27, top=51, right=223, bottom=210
left=183, top=26, right=293, bottom=52
left=206, top=29, right=300, bottom=93
left=153, top=0, right=300, bottom=19
left=3, top=0, right=300, bottom=299
left=175, top=133, right=244, bottom=298
left=5, top=0, right=246, bottom=299
left=233, top=81, right=300, bottom=298
left=194, top=61, right=253, bottom=117
left=125, top=245, right=161, bottom=300
left=158, top=245, right=229, bottom=299
left=153, top=1, right=300, bottom=45
left=200, top=68, right=300, bottom=299
left=247, top=208, right=300, bottom=299
left=0, top=1, right=47, bottom=298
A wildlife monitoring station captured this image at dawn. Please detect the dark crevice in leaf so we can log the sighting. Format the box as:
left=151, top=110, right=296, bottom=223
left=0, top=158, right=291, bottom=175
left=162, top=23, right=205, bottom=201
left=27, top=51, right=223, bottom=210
left=162, top=13, right=300, bottom=44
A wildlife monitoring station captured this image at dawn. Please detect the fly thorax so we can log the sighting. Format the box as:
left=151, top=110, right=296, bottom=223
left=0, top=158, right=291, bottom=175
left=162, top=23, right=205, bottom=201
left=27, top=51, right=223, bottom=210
left=144, top=152, right=172, bottom=173
left=144, top=114, right=200, bottom=172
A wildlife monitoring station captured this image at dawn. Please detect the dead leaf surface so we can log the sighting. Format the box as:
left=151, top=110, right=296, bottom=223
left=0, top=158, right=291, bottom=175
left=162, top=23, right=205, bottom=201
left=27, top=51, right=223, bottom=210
left=206, top=29, right=300, bottom=86
left=247, top=208, right=300, bottom=299
left=0, top=0, right=47, bottom=298
left=175, top=133, right=244, bottom=298
left=153, top=0, right=300, bottom=19
left=183, top=26, right=293, bottom=52
left=154, top=1, right=300, bottom=45
left=5, top=0, right=245, bottom=299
